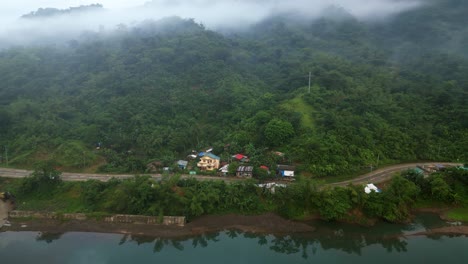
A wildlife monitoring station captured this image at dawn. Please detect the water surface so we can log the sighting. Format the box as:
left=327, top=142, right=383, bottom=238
left=1, top=214, right=467, bottom=264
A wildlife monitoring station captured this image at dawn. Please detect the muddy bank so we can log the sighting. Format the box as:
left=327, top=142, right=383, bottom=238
left=0, top=200, right=13, bottom=228
left=413, top=207, right=450, bottom=214
left=1, top=213, right=315, bottom=238
left=411, top=225, right=468, bottom=236
left=188, top=213, right=315, bottom=235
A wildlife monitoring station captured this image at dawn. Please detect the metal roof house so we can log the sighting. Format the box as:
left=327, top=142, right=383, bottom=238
left=233, top=154, right=249, bottom=162
left=277, top=165, right=295, bottom=178
left=236, top=166, right=254, bottom=178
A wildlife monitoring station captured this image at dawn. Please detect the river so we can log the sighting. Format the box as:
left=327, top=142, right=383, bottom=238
left=0, top=214, right=467, bottom=263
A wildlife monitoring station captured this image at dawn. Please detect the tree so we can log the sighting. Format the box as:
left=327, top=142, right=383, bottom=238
left=314, top=187, right=352, bottom=221
left=381, top=176, right=420, bottom=222
left=17, top=160, right=62, bottom=195
left=264, top=119, right=295, bottom=146
left=428, top=175, right=453, bottom=203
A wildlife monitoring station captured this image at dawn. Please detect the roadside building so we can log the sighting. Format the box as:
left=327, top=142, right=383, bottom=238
left=364, top=183, right=381, bottom=194
left=219, top=164, right=229, bottom=176
left=276, top=165, right=295, bottom=178
left=232, top=154, right=249, bottom=163
left=197, top=153, right=221, bottom=171
left=177, top=160, right=188, bottom=170
left=236, top=166, right=254, bottom=178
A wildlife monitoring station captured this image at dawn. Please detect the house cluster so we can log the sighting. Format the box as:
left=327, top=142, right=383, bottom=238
left=412, top=163, right=456, bottom=178
left=171, top=148, right=296, bottom=179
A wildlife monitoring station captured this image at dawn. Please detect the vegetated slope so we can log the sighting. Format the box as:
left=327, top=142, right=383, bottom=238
left=0, top=2, right=467, bottom=177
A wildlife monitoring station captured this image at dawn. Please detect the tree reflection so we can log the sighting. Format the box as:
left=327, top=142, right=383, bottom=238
left=35, top=232, right=64, bottom=244
left=379, top=237, right=408, bottom=252
left=112, top=222, right=433, bottom=258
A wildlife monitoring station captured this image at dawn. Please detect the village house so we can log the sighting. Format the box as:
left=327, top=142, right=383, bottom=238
left=177, top=160, right=188, bottom=170
left=236, top=166, right=254, bottom=178
left=219, top=164, right=229, bottom=176
left=232, top=154, right=250, bottom=163
left=197, top=153, right=220, bottom=171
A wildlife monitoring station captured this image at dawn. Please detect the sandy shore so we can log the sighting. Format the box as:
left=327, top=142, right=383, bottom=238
left=1, top=213, right=315, bottom=238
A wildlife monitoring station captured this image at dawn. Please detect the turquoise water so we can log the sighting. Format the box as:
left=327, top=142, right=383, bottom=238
left=1, top=214, right=467, bottom=264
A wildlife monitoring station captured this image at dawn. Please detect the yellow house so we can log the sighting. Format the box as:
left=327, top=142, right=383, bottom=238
left=197, top=153, right=221, bottom=171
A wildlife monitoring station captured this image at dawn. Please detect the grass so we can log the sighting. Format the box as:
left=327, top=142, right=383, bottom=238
left=413, top=199, right=448, bottom=209
left=281, top=95, right=315, bottom=130
left=318, top=167, right=375, bottom=184
left=15, top=182, right=88, bottom=213
left=445, top=208, right=468, bottom=222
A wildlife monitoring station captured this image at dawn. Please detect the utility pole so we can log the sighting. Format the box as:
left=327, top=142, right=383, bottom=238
left=308, top=71, right=312, bottom=94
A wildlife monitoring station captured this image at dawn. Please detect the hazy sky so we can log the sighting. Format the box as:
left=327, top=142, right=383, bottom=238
left=0, top=0, right=424, bottom=47
left=1, top=0, right=423, bottom=18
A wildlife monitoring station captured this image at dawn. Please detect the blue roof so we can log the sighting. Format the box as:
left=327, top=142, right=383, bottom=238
left=203, top=153, right=220, bottom=160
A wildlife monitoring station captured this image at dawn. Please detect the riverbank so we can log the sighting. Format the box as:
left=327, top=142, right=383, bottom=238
left=0, top=200, right=13, bottom=228
left=3, top=211, right=468, bottom=239
left=1, top=213, right=315, bottom=238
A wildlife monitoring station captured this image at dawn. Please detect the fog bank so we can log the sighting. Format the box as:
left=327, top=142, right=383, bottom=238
left=0, top=0, right=423, bottom=47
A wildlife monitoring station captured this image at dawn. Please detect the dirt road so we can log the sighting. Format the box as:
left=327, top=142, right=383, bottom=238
left=0, top=162, right=462, bottom=186
left=329, top=162, right=462, bottom=186
left=0, top=168, right=242, bottom=183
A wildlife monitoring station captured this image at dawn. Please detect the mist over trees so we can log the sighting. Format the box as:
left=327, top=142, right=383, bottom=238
left=0, top=0, right=466, bottom=176
left=21, top=4, right=104, bottom=19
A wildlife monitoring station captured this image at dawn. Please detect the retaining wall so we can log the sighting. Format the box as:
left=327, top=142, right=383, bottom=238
left=8, top=211, right=185, bottom=226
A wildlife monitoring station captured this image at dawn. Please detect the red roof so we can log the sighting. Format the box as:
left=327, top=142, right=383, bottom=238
left=234, top=154, right=246, bottom=160
left=260, top=165, right=269, bottom=171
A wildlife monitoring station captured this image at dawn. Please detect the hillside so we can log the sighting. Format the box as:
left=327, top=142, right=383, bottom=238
left=0, top=0, right=467, bottom=177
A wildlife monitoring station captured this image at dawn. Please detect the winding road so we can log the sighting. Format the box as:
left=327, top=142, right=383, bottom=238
left=328, top=162, right=462, bottom=187
left=0, top=162, right=462, bottom=185
left=0, top=162, right=462, bottom=228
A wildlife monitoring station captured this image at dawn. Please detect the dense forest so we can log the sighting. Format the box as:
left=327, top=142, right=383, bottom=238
left=0, top=0, right=467, bottom=177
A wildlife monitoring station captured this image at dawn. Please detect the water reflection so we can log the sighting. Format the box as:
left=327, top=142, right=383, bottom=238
left=35, top=232, right=64, bottom=244
left=19, top=213, right=464, bottom=260
left=104, top=213, right=455, bottom=259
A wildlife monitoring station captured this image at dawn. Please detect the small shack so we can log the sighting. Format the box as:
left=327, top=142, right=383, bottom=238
left=364, top=183, right=381, bottom=194
left=177, top=160, right=188, bottom=170
left=277, top=165, right=295, bottom=178
left=236, top=166, right=254, bottom=178
left=219, top=164, right=229, bottom=176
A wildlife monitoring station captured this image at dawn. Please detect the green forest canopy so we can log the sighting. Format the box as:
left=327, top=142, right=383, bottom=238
left=0, top=0, right=467, bottom=177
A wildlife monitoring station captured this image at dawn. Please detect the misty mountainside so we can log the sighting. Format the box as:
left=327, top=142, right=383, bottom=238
left=0, top=0, right=467, bottom=176
left=21, top=4, right=104, bottom=19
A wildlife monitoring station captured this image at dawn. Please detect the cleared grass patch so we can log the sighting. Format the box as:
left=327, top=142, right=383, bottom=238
left=445, top=208, right=468, bottom=222
left=15, top=182, right=87, bottom=213
left=281, top=95, right=315, bottom=130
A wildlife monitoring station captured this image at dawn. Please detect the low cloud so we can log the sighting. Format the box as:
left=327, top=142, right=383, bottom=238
left=0, top=0, right=423, bottom=48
